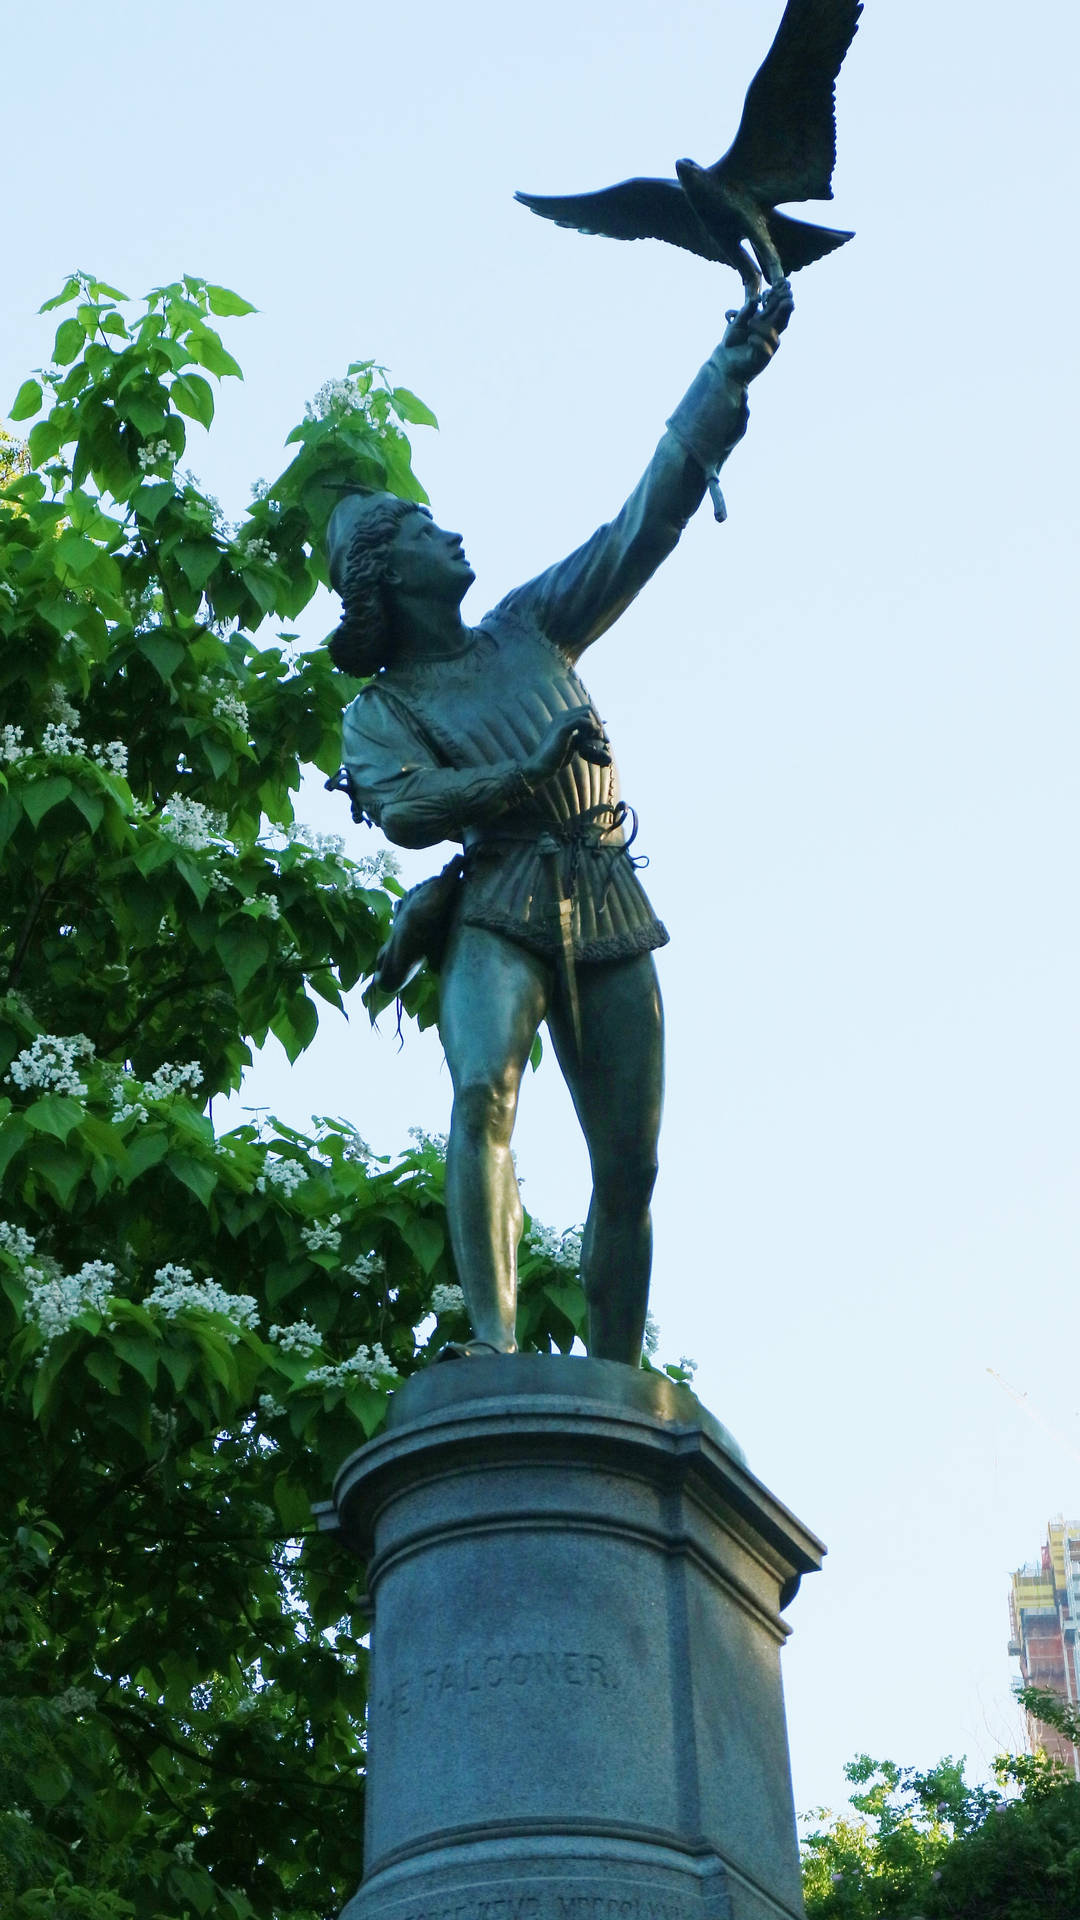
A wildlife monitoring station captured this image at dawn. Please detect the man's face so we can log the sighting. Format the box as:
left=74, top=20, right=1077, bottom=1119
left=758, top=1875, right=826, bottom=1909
left=390, top=506, right=475, bottom=606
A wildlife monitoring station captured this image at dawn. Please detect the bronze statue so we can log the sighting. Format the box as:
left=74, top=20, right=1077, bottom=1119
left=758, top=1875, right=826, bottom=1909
left=516, top=0, right=861, bottom=303
left=327, top=288, right=793, bottom=1366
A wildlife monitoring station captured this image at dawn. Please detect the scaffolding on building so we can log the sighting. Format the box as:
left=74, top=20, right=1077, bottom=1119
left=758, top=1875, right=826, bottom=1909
left=1008, top=1518, right=1080, bottom=1780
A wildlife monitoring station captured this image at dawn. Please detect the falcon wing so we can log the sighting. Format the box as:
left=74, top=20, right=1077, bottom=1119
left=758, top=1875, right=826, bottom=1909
left=712, top=0, right=862, bottom=205
left=515, top=179, right=725, bottom=264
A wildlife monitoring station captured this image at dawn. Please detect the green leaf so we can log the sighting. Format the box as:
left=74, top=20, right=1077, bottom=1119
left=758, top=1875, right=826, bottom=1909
left=24, top=1094, right=85, bottom=1141
left=23, top=775, right=73, bottom=826
left=29, top=1758, right=73, bottom=1805
left=216, top=923, right=269, bottom=995
left=39, top=276, right=82, bottom=313
left=172, top=372, right=215, bottom=429
left=53, top=317, right=86, bottom=365
left=69, top=785, right=105, bottom=833
left=206, top=284, right=257, bottom=318
left=119, top=383, right=168, bottom=437
left=391, top=387, right=439, bottom=428
left=137, top=630, right=185, bottom=680
left=111, top=1330, right=160, bottom=1388
left=0, top=1115, right=28, bottom=1181
left=273, top=1473, right=312, bottom=1534
left=187, top=327, right=243, bottom=381
left=0, top=790, right=22, bottom=854
left=166, top=1151, right=218, bottom=1206
left=9, top=378, right=43, bottom=422
left=396, top=1212, right=444, bottom=1275
left=121, top=1127, right=170, bottom=1185
left=174, top=537, right=221, bottom=590
left=86, top=1348, right=123, bottom=1395
left=54, top=529, right=102, bottom=578
left=31, top=1140, right=86, bottom=1207
left=27, top=418, right=63, bottom=464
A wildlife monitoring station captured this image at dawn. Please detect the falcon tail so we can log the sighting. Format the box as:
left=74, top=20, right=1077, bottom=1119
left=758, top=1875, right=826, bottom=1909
left=768, top=212, right=853, bottom=274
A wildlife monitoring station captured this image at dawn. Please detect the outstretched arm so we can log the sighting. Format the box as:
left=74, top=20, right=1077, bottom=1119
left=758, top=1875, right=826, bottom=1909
left=501, top=283, right=793, bottom=660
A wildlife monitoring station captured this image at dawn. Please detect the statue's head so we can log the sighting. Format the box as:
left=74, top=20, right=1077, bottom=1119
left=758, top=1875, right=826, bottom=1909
left=326, top=491, right=474, bottom=675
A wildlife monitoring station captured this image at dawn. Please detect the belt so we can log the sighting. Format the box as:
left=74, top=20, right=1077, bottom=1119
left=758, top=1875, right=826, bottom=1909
left=464, top=802, right=646, bottom=1059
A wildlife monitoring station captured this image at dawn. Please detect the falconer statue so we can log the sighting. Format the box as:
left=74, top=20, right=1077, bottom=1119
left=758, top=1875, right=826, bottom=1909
left=326, top=285, right=793, bottom=1366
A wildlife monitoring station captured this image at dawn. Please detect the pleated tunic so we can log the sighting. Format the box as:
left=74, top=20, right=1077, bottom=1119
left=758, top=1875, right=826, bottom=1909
left=339, top=359, right=748, bottom=965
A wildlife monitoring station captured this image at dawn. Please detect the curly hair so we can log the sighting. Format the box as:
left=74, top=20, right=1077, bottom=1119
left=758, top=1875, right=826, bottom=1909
left=326, top=493, right=417, bottom=677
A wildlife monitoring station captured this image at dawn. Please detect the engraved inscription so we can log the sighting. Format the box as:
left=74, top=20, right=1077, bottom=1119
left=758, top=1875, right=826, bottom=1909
left=391, top=1897, right=695, bottom=1920
left=376, top=1649, right=621, bottom=1719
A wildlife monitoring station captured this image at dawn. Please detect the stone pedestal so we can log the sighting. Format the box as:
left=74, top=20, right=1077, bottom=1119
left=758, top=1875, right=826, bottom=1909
left=316, top=1355, right=823, bottom=1920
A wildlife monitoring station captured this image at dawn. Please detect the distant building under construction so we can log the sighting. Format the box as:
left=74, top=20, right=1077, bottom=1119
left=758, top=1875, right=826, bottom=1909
left=1008, top=1518, right=1080, bottom=1778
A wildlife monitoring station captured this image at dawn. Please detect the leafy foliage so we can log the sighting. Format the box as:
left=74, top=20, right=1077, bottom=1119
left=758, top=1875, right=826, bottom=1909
left=0, top=273, right=595, bottom=1920
left=802, top=1746, right=1080, bottom=1919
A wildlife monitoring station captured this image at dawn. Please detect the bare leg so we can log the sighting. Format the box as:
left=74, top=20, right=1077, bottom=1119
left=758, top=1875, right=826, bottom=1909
left=439, top=924, right=552, bottom=1350
left=546, top=954, right=664, bottom=1366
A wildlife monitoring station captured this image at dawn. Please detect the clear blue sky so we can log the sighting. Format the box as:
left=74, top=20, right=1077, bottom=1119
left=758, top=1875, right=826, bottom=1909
left=6, top=0, right=1080, bottom=1820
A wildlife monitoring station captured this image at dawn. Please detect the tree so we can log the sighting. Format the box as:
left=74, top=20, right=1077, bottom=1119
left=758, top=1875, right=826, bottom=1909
left=0, top=272, right=610, bottom=1919
left=801, top=1743, right=1080, bottom=1919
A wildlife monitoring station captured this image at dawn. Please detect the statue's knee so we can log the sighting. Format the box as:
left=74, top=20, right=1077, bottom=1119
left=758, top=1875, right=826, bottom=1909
left=596, top=1151, right=658, bottom=1212
left=453, top=1075, right=518, bottom=1146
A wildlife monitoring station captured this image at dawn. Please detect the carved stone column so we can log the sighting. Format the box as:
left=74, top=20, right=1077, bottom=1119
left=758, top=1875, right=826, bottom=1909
left=316, top=1354, right=823, bottom=1920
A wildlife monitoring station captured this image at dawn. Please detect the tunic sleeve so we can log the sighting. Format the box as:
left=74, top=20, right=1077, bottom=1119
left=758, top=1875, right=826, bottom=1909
left=496, top=352, right=751, bottom=661
left=341, top=687, right=532, bottom=851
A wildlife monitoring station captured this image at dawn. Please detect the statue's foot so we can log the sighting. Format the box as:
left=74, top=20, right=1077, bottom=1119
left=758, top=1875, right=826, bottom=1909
left=433, top=1339, right=515, bottom=1363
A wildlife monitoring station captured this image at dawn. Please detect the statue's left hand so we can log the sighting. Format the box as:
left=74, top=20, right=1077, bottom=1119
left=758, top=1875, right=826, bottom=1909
left=721, top=280, right=794, bottom=383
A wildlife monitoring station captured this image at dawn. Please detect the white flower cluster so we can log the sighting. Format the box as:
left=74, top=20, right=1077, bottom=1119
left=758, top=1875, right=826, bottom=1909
left=173, top=1841, right=196, bottom=1866
left=0, top=580, right=17, bottom=607
left=526, top=1222, right=583, bottom=1268
left=137, top=439, right=172, bottom=472
left=24, top=1260, right=119, bottom=1351
left=238, top=534, right=277, bottom=567
left=306, top=1342, right=398, bottom=1390
left=677, top=1355, right=699, bottom=1380
left=160, top=797, right=227, bottom=851
left=7, top=1032, right=94, bottom=1097
left=3, top=706, right=127, bottom=774
left=300, top=1215, right=341, bottom=1254
left=430, top=1283, right=466, bottom=1315
left=0, top=1220, right=37, bottom=1263
left=288, top=822, right=345, bottom=860
left=41, top=719, right=87, bottom=757
left=178, top=470, right=232, bottom=538
left=145, top=1060, right=203, bottom=1099
left=55, top=1686, right=96, bottom=1717
left=258, top=893, right=280, bottom=920
left=256, top=1157, right=308, bottom=1197
left=347, top=1251, right=385, bottom=1284
left=643, top=1312, right=661, bottom=1358
left=257, top=1393, right=285, bottom=1419
left=92, top=740, right=128, bottom=776
left=144, top=1264, right=259, bottom=1342
left=45, top=686, right=80, bottom=729
left=407, top=1126, right=449, bottom=1156
left=249, top=477, right=271, bottom=502
left=350, top=848, right=402, bottom=882
left=342, top=1135, right=374, bottom=1165
left=304, top=376, right=377, bottom=423
left=110, top=1083, right=148, bottom=1125
left=269, top=1318, right=322, bottom=1355
left=212, top=689, right=249, bottom=730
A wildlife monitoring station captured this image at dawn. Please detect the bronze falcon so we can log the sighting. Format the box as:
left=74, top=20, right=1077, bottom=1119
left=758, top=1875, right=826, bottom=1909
left=516, top=0, right=862, bottom=302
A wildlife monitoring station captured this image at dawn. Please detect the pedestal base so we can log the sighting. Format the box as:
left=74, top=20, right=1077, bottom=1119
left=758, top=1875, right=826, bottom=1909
left=316, top=1356, right=824, bottom=1920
